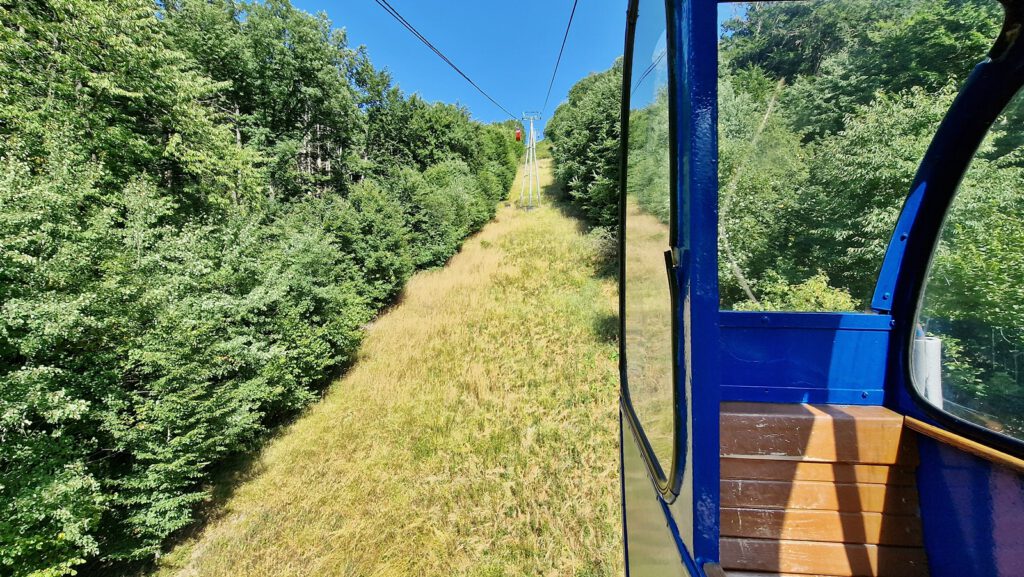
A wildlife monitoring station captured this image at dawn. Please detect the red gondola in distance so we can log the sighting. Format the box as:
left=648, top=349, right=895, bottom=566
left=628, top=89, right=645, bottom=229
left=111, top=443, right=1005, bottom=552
left=515, top=128, right=522, bottom=142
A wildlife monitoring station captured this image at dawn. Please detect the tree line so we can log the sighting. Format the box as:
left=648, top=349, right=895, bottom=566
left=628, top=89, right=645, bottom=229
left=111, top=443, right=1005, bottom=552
left=548, top=1, right=1024, bottom=440
left=0, top=1, right=523, bottom=575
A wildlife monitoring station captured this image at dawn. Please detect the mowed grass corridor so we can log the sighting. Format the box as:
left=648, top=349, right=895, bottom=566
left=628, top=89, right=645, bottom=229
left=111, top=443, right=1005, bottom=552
left=154, top=157, right=622, bottom=577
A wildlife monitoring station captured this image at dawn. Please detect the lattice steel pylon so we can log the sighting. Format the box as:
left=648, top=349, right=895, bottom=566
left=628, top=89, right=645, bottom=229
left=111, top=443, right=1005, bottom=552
left=519, top=112, right=542, bottom=208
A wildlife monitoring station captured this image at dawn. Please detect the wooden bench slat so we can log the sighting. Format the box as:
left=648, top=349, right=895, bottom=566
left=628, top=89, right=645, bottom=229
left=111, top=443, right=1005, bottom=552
left=721, top=507, right=923, bottom=546
left=721, top=479, right=919, bottom=515
left=721, top=403, right=915, bottom=465
left=720, top=459, right=916, bottom=486
left=720, top=537, right=929, bottom=577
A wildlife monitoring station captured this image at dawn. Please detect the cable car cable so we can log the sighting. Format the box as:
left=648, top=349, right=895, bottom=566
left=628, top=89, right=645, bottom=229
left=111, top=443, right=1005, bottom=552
left=371, top=0, right=518, bottom=120
left=542, top=0, right=579, bottom=114
left=372, top=0, right=516, bottom=119
left=630, top=48, right=667, bottom=96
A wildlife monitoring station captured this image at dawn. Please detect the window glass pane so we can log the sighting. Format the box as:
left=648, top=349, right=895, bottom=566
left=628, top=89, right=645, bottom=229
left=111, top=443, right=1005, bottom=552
left=624, top=0, right=673, bottom=466
left=716, top=0, right=1001, bottom=311
left=914, top=88, right=1024, bottom=441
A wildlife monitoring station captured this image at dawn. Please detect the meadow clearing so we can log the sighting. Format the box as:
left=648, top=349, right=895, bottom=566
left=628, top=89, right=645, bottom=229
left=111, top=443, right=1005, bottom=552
left=153, top=156, right=622, bottom=577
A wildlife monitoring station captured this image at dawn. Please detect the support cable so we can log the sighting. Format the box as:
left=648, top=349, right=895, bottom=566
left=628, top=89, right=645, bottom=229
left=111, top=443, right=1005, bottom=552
left=371, top=0, right=518, bottom=120
left=630, top=49, right=667, bottom=96
left=542, top=0, right=580, bottom=114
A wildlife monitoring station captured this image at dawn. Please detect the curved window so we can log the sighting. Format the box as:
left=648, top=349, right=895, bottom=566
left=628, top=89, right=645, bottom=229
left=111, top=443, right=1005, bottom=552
left=623, top=0, right=674, bottom=470
left=913, top=88, right=1024, bottom=442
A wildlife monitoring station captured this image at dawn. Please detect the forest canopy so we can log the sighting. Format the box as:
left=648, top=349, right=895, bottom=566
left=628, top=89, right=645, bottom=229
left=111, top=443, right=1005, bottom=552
left=0, top=1, right=522, bottom=575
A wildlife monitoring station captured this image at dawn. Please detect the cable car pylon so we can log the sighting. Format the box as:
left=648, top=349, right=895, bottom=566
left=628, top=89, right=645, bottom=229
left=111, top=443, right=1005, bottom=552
left=519, top=112, right=542, bottom=209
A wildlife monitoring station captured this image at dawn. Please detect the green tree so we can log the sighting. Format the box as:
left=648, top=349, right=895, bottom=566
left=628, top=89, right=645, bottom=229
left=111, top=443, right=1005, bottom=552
left=546, top=59, right=623, bottom=226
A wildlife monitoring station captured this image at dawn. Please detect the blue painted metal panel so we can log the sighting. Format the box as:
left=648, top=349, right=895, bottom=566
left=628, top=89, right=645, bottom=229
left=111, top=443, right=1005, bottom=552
left=720, top=311, right=891, bottom=405
left=915, top=437, right=1024, bottom=577
left=670, top=0, right=720, bottom=568
left=870, top=182, right=925, bottom=313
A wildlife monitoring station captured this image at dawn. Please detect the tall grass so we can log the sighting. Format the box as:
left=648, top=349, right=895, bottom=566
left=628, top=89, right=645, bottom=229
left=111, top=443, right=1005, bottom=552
left=153, top=156, right=622, bottom=577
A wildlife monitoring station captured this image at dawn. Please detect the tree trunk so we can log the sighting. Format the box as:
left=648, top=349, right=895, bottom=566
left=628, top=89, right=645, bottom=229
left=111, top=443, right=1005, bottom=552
left=233, top=104, right=242, bottom=205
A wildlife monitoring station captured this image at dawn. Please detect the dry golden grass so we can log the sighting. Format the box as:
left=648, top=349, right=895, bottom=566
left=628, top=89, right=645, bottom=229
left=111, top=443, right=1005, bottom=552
left=153, top=156, right=622, bottom=577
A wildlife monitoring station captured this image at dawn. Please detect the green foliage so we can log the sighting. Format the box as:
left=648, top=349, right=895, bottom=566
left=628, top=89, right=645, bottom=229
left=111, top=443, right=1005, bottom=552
left=546, top=60, right=623, bottom=226
left=798, top=87, right=954, bottom=303
left=917, top=128, right=1024, bottom=434
left=329, top=182, right=415, bottom=306
left=626, top=87, right=672, bottom=224
left=717, top=71, right=809, bottom=305
left=731, top=272, right=858, bottom=313
left=413, top=159, right=494, bottom=265
left=719, top=0, right=910, bottom=82
left=715, top=0, right=1005, bottom=308
left=0, top=147, right=107, bottom=577
left=0, top=1, right=522, bottom=575
left=0, top=0, right=249, bottom=207
left=779, top=0, right=1000, bottom=138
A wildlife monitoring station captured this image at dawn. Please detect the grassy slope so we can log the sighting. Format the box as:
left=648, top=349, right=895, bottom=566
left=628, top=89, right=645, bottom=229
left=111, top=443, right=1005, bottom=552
left=154, top=155, right=622, bottom=577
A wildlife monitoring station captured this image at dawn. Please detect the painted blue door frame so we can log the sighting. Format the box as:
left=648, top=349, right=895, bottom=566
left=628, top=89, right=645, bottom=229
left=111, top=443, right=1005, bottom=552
left=619, top=0, right=719, bottom=573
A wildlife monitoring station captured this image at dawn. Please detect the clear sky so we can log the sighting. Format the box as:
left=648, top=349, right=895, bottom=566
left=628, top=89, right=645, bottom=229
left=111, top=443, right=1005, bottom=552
left=291, top=1, right=742, bottom=136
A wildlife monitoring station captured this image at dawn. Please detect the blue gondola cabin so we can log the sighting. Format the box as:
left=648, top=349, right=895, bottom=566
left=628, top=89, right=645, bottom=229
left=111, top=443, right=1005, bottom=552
left=617, top=0, right=1024, bottom=576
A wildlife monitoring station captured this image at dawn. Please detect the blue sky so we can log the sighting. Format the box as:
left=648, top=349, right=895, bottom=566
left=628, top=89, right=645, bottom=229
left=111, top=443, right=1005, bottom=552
left=292, top=1, right=743, bottom=135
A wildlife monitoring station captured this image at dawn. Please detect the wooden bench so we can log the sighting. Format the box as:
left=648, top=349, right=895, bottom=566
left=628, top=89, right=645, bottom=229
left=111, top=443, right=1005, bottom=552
left=719, top=402, right=928, bottom=577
